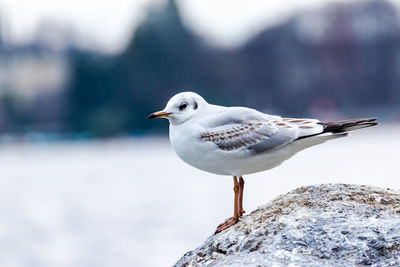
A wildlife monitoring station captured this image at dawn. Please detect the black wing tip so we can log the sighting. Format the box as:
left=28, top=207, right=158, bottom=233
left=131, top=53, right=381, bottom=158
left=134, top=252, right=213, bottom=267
left=319, top=117, right=379, bottom=133
left=356, top=117, right=378, bottom=123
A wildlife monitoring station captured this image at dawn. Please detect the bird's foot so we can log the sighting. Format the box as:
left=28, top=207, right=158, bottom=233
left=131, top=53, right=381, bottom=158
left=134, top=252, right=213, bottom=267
left=240, top=209, right=246, bottom=217
left=214, top=217, right=239, bottom=234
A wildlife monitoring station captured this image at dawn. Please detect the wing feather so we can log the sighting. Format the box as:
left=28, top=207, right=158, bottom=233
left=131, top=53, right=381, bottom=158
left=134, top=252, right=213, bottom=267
left=198, top=108, right=302, bottom=153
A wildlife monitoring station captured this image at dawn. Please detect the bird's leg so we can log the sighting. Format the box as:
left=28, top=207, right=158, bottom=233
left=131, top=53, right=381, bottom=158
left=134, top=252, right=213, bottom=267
left=233, top=176, right=240, bottom=219
left=239, top=176, right=245, bottom=216
left=215, top=176, right=240, bottom=234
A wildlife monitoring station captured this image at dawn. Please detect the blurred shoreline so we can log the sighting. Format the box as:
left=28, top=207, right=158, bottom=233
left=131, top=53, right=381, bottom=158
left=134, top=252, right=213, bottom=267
left=0, top=119, right=397, bottom=145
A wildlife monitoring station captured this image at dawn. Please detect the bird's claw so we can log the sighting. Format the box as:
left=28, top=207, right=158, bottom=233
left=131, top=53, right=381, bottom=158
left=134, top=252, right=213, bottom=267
left=214, top=217, right=239, bottom=234
left=240, top=209, right=246, bottom=216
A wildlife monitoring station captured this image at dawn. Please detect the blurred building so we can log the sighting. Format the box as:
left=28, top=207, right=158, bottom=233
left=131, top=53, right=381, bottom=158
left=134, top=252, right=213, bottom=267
left=0, top=45, right=68, bottom=133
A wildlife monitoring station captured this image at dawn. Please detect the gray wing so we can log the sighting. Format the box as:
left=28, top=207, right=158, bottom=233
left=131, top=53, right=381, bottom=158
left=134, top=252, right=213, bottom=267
left=199, top=108, right=299, bottom=154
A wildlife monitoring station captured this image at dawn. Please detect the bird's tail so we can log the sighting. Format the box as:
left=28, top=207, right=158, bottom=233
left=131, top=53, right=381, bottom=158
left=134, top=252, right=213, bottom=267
left=318, top=118, right=378, bottom=133
left=291, top=118, right=377, bottom=154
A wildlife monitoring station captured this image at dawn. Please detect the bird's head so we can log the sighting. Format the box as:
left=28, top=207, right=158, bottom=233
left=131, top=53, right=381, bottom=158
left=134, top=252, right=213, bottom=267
left=148, top=92, right=207, bottom=125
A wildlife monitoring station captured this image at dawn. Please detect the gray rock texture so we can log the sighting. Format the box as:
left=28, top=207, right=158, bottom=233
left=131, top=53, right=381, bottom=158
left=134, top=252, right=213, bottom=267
left=174, top=184, right=400, bottom=267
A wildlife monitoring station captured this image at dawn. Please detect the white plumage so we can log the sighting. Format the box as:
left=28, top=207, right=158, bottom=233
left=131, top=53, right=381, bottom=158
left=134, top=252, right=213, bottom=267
left=148, top=91, right=377, bottom=233
left=163, top=92, right=339, bottom=176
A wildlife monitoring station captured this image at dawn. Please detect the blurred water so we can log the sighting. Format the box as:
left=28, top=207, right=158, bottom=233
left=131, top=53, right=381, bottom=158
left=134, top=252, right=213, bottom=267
left=0, top=125, right=398, bottom=267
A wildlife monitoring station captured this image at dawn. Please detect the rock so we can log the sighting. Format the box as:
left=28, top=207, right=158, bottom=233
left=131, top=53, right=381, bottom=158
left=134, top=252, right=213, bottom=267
left=174, top=184, right=400, bottom=267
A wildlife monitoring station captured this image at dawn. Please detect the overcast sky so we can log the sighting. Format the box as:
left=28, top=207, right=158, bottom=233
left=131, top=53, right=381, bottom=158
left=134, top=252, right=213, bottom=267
left=0, top=0, right=399, bottom=53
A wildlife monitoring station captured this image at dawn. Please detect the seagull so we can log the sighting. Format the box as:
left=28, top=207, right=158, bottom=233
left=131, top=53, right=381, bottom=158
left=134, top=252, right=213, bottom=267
left=148, top=92, right=377, bottom=233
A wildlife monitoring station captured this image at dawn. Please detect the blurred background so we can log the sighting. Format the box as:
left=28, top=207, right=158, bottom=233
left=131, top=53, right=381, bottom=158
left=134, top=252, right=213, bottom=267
left=0, top=0, right=399, bottom=266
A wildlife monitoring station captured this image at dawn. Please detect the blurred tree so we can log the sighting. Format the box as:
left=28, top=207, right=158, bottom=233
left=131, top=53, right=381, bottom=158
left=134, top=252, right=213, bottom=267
left=66, top=51, right=122, bottom=136
left=116, top=0, right=205, bottom=131
left=66, top=0, right=230, bottom=135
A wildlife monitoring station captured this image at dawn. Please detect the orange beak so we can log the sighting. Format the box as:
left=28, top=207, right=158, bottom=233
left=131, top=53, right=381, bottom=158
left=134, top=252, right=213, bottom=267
left=147, top=111, right=171, bottom=119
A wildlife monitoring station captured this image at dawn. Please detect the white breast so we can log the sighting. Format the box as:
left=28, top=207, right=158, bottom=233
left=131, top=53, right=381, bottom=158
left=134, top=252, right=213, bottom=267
left=169, top=123, right=229, bottom=175
left=169, top=123, right=285, bottom=176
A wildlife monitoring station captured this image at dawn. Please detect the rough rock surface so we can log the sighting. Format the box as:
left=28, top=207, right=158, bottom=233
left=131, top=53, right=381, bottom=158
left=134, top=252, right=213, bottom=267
left=174, top=184, right=400, bottom=267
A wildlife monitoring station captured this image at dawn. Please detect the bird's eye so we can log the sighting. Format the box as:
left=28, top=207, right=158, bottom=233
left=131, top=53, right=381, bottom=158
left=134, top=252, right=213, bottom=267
left=179, top=102, right=188, bottom=111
